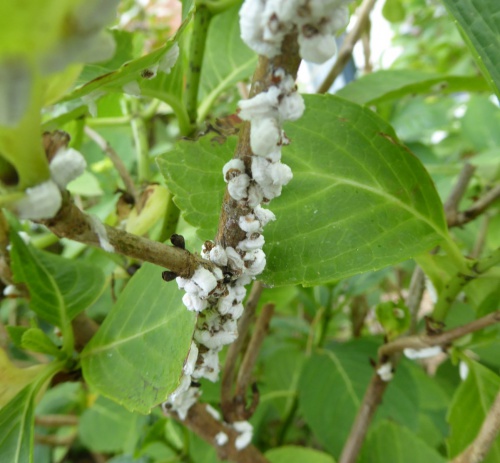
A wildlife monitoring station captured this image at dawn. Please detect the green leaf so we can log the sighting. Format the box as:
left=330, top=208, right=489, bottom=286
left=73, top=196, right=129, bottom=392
left=60, top=14, right=192, bottom=104
left=298, top=341, right=419, bottom=457
left=447, top=360, right=500, bottom=462
left=197, top=4, right=258, bottom=122
left=441, top=0, right=500, bottom=97
left=260, top=346, right=305, bottom=419
left=157, top=135, right=232, bottom=241
left=6, top=326, right=29, bottom=350
left=266, top=446, right=336, bottom=463
left=266, top=94, right=449, bottom=285
left=0, top=386, right=35, bottom=463
left=81, top=263, right=196, bottom=414
left=79, top=396, right=146, bottom=453
left=159, top=95, right=448, bottom=286
left=336, top=70, right=489, bottom=106
left=75, top=30, right=138, bottom=86
left=21, top=328, right=62, bottom=358
left=359, top=420, right=446, bottom=463
left=461, top=95, right=500, bottom=152
left=0, top=348, right=46, bottom=408
left=0, top=359, right=61, bottom=463
left=10, top=230, right=106, bottom=329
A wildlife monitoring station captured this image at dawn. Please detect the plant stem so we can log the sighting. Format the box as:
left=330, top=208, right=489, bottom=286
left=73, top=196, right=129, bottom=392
left=38, top=192, right=210, bottom=279
left=338, top=373, right=390, bottom=463
left=35, top=415, right=79, bottom=427
left=221, top=281, right=264, bottom=421
left=451, top=388, right=500, bottom=463
left=86, top=116, right=132, bottom=127
left=169, top=403, right=270, bottom=463
left=185, top=4, right=213, bottom=128
left=433, top=248, right=500, bottom=322
left=141, top=89, right=192, bottom=136
left=444, top=163, right=476, bottom=223
left=379, top=310, right=500, bottom=357
left=317, top=304, right=334, bottom=347
left=471, top=215, right=490, bottom=259
left=233, top=303, right=274, bottom=418
left=448, top=184, right=500, bottom=227
left=35, top=433, right=76, bottom=447
left=129, top=99, right=151, bottom=183
left=215, top=33, right=301, bottom=249
left=276, top=396, right=298, bottom=446
left=317, top=0, right=377, bottom=94
left=407, top=266, right=426, bottom=333
left=474, top=247, right=500, bottom=274
left=84, top=126, right=138, bottom=204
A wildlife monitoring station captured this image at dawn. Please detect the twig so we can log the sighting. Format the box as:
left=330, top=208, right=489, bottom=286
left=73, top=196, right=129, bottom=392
left=221, top=281, right=264, bottom=421
left=317, top=0, right=377, bottom=94
left=351, top=295, right=369, bottom=338
left=233, top=303, right=275, bottom=418
left=84, top=126, right=138, bottom=204
left=185, top=4, right=213, bottom=127
left=339, top=310, right=500, bottom=463
left=406, top=266, right=426, bottom=333
left=0, top=210, right=14, bottom=287
left=38, top=192, right=209, bottom=278
left=35, top=415, right=79, bottom=427
left=433, top=247, right=500, bottom=321
left=471, top=215, right=490, bottom=259
left=361, top=27, right=372, bottom=73
left=379, top=310, right=500, bottom=358
left=338, top=373, right=390, bottom=463
left=451, top=387, right=500, bottom=463
left=448, top=184, right=500, bottom=227
left=215, top=33, right=301, bottom=250
left=128, top=98, right=151, bottom=183
left=35, top=433, right=76, bottom=447
left=170, top=403, right=270, bottom=463
left=306, top=306, right=324, bottom=355
left=444, top=163, right=476, bottom=224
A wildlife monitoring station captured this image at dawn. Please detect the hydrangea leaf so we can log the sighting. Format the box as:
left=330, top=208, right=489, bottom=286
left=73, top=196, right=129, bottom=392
left=0, top=360, right=62, bottom=463
left=81, top=263, right=196, bottom=414
left=441, top=0, right=500, bottom=97
left=197, top=5, right=258, bottom=122
left=298, top=341, right=419, bottom=458
left=78, top=396, right=147, bottom=453
left=336, top=70, right=490, bottom=106
left=60, top=15, right=191, bottom=105
left=157, top=134, right=232, bottom=242
left=20, top=328, right=62, bottom=358
left=266, top=446, right=336, bottom=463
left=447, top=360, right=500, bottom=462
left=0, top=385, right=35, bottom=463
left=264, top=94, right=448, bottom=285
left=159, top=94, right=447, bottom=286
left=0, top=349, right=46, bottom=408
left=359, top=420, right=446, bottom=463
left=9, top=230, right=106, bottom=329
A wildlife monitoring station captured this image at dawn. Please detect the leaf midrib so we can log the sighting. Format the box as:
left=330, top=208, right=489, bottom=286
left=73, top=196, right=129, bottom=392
left=81, top=315, right=176, bottom=357
left=323, top=350, right=361, bottom=407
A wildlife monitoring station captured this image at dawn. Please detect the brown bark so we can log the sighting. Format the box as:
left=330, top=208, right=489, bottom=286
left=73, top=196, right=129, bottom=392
left=39, top=192, right=208, bottom=278
left=215, top=34, right=301, bottom=250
